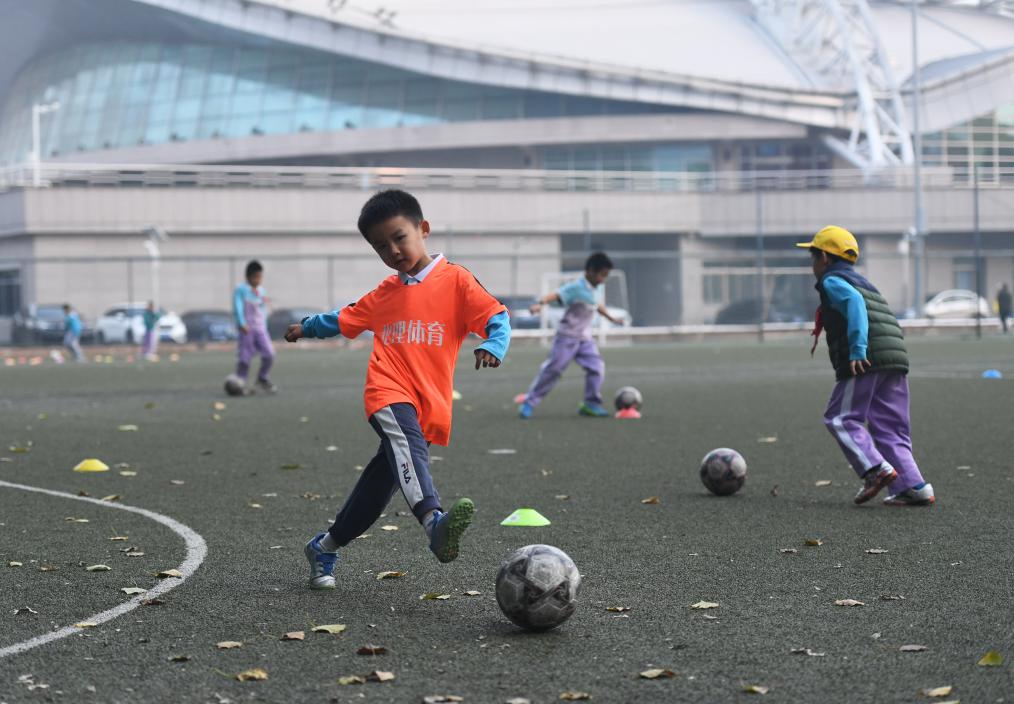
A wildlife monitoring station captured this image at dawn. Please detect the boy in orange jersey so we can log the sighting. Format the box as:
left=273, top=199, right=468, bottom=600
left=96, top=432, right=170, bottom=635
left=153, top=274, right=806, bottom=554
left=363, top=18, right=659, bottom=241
left=285, top=190, right=511, bottom=589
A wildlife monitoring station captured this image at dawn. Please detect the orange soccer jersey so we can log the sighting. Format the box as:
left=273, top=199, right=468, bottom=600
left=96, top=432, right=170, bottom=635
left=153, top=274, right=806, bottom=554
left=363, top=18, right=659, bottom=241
left=338, top=258, right=506, bottom=445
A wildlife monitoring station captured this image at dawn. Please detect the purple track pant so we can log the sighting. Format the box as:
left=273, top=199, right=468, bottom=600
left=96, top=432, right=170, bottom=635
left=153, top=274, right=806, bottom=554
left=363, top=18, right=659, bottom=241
left=236, top=327, right=274, bottom=382
left=524, top=335, right=604, bottom=406
left=823, top=371, right=925, bottom=493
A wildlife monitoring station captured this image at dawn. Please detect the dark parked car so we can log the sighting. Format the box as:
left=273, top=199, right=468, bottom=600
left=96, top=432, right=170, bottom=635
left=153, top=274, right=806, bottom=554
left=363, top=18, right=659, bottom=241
left=180, top=310, right=238, bottom=344
left=267, top=308, right=321, bottom=339
left=12, top=303, right=93, bottom=345
left=497, top=295, right=540, bottom=329
left=714, top=298, right=809, bottom=325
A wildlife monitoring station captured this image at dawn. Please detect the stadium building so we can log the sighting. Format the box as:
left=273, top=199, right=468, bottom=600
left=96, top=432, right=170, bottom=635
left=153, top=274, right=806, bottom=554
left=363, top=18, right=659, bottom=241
left=0, top=0, right=1013, bottom=340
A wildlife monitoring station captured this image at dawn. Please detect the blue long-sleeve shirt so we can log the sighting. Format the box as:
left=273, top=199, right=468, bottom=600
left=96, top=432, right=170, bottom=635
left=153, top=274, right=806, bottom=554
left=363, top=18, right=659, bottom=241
left=823, top=275, right=869, bottom=361
left=64, top=311, right=82, bottom=336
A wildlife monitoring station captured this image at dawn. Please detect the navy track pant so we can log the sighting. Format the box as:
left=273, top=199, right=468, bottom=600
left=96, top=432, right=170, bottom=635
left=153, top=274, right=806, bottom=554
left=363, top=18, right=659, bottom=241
left=327, top=403, right=442, bottom=547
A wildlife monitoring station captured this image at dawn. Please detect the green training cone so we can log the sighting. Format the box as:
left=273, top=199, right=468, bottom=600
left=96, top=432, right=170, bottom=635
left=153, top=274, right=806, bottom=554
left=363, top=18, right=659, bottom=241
left=500, top=508, right=551, bottom=527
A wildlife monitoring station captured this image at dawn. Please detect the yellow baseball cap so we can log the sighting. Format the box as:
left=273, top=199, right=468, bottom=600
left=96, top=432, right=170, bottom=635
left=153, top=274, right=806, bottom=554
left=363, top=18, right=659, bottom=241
left=796, top=225, right=859, bottom=263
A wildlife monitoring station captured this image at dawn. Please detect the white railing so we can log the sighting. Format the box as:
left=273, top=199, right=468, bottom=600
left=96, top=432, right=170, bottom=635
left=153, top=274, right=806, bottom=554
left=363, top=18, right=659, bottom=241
left=2, top=162, right=1013, bottom=194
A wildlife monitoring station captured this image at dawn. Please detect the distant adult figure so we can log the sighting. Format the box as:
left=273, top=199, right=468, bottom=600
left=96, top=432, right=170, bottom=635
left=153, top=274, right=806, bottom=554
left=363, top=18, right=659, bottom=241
left=998, top=283, right=1012, bottom=334
left=62, top=303, right=84, bottom=362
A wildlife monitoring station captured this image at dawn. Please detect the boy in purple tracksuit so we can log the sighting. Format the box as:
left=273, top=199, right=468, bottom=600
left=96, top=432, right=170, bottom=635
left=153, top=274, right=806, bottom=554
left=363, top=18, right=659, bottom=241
left=233, top=260, right=277, bottom=394
left=798, top=226, right=934, bottom=506
left=518, top=252, right=622, bottom=419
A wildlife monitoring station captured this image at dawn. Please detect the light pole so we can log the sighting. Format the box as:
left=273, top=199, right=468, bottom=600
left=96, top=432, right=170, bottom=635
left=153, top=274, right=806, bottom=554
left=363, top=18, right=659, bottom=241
left=910, top=0, right=927, bottom=315
left=143, top=225, right=169, bottom=305
left=31, top=100, right=60, bottom=187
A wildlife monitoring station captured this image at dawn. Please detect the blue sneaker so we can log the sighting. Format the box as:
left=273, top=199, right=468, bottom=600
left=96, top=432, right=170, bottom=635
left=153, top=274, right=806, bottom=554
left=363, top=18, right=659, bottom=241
left=578, top=402, right=609, bottom=417
left=518, top=401, right=533, bottom=419
left=304, top=533, right=339, bottom=589
left=429, top=498, right=475, bottom=563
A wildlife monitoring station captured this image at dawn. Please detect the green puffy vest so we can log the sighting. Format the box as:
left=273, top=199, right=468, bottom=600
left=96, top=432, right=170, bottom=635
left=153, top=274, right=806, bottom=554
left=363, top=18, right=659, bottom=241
left=818, top=273, right=909, bottom=381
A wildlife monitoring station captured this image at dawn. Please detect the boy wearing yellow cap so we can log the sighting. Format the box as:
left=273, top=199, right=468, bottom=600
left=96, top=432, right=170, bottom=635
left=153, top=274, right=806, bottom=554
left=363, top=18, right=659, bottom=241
left=798, top=226, right=934, bottom=506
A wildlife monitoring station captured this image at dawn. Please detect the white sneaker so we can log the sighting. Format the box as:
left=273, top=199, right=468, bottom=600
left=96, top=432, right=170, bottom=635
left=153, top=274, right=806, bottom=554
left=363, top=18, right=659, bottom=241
left=304, top=533, right=339, bottom=589
left=883, top=482, right=935, bottom=506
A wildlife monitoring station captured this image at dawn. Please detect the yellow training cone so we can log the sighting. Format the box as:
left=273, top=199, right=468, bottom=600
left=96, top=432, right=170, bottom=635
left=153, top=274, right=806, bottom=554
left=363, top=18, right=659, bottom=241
left=500, top=508, right=551, bottom=527
left=74, top=459, right=110, bottom=473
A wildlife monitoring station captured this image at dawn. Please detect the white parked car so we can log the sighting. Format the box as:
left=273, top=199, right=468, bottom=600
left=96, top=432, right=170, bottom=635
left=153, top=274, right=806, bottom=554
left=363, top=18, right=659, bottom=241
left=94, top=304, right=188, bottom=344
left=923, top=290, right=991, bottom=319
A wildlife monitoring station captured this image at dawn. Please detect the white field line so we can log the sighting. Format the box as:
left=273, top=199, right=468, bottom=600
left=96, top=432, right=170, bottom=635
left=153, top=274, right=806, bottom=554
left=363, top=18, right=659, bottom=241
left=0, top=479, right=208, bottom=659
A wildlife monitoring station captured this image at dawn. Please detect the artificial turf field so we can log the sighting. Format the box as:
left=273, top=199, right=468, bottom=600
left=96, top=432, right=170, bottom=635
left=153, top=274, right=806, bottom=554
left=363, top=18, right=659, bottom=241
left=1, top=337, right=1012, bottom=703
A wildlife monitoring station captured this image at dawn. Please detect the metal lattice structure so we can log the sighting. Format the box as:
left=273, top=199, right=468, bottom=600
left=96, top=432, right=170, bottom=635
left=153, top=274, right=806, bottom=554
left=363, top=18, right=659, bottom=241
left=750, top=0, right=914, bottom=176
left=900, top=1, right=1014, bottom=17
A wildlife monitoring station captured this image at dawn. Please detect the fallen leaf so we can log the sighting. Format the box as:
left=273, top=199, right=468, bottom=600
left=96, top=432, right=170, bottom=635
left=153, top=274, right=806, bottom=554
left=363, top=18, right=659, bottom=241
left=248, top=503, right=263, bottom=509
left=420, top=593, right=451, bottom=600
left=211, top=414, right=222, bottom=421
left=757, top=436, right=778, bottom=443
left=506, top=699, right=532, bottom=704
left=880, top=594, right=906, bottom=600
left=487, top=448, right=517, bottom=455
left=376, top=571, right=406, bottom=580
left=125, top=550, right=145, bottom=557
left=86, top=564, right=111, bottom=572
left=216, top=641, right=243, bottom=649
left=311, top=624, right=347, bottom=634
left=144, top=402, right=156, bottom=409
left=640, top=496, right=661, bottom=505
left=168, top=654, right=190, bottom=662
left=65, top=517, right=90, bottom=523
left=281, top=631, right=305, bottom=641
left=8, top=561, right=23, bottom=567
left=770, top=485, right=780, bottom=497
left=835, top=599, right=865, bottom=607
left=213, top=402, right=227, bottom=411
left=109, top=536, right=129, bottom=541
left=790, top=648, right=826, bottom=657
left=157, top=569, right=182, bottom=579
left=357, top=644, right=387, bottom=655
left=74, top=622, right=98, bottom=628
left=100, top=495, right=121, bottom=502
left=337, top=675, right=366, bottom=685
left=325, top=445, right=339, bottom=452
left=639, top=669, right=676, bottom=679
left=38, top=565, right=57, bottom=572
left=743, top=685, right=770, bottom=694
left=555, top=494, right=571, bottom=500
left=170, top=480, right=185, bottom=486
left=804, top=538, right=824, bottom=546
left=117, top=424, right=139, bottom=432
left=779, top=548, right=798, bottom=554
left=559, top=693, right=591, bottom=701
left=865, top=548, right=889, bottom=554
left=119, top=471, right=138, bottom=477
left=381, top=525, right=399, bottom=531
left=900, top=644, right=928, bottom=652
left=368, top=670, right=395, bottom=682
left=606, top=606, right=631, bottom=613
left=462, top=590, right=481, bottom=596
left=14, top=607, right=38, bottom=615
left=142, top=598, right=165, bottom=606
left=280, top=463, right=301, bottom=470
left=9, top=446, right=30, bottom=453
left=690, top=601, right=720, bottom=609
left=422, top=697, right=463, bottom=704
left=235, top=668, right=268, bottom=682
left=977, top=651, right=1003, bottom=666
left=814, top=480, right=832, bottom=487
left=120, top=587, right=147, bottom=595
left=921, top=686, right=953, bottom=697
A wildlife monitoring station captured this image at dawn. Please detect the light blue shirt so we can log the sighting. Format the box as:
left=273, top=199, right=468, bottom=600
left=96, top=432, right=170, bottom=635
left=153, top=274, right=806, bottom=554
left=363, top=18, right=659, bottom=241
left=555, top=276, right=603, bottom=339
left=64, top=311, right=82, bottom=336
left=823, top=276, right=869, bottom=361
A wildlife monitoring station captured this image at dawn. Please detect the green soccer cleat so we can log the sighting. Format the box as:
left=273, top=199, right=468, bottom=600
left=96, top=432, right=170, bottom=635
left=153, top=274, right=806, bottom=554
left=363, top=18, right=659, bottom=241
left=429, top=498, right=475, bottom=563
left=578, top=402, right=609, bottom=417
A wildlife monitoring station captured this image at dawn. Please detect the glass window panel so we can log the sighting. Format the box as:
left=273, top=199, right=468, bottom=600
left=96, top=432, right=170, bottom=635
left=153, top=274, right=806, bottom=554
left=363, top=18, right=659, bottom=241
left=261, top=84, right=295, bottom=112
left=482, top=94, right=520, bottom=120
left=523, top=93, right=561, bottom=118
left=261, top=111, right=294, bottom=134
left=227, top=113, right=259, bottom=137
left=170, top=120, right=196, bottom=141
left=402, top=98, right=441, bottom=126
left=172, top=99, right=201, bottom=122
left=294, top=109, right=327, bottom=132
left=562, top=96, right=604, bottom=116
left=442, top=98, right=479, bottom=122
left=230, top=92, right=262, bottom=115
left=328, top=102, right=362, bottom=130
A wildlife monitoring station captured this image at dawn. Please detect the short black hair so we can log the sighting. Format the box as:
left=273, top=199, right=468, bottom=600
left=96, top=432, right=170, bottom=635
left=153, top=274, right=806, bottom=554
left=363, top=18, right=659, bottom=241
left=585, top=251, right=613, bottom=273
left=808, top=247, right=850, bottom=264
left=245, top=260, right=263, bottom=279
left=358, top=189, right=423, bottom=238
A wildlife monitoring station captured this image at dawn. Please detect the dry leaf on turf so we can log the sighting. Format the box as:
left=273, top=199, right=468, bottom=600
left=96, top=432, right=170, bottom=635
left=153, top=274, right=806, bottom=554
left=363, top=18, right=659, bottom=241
left=555, top=494, right=571, bottom=500
left=338, top=675, right=366, bottom=685
left=142, top=598, right=165, bottom=606
left=9, top=561, right=23, bottom=567
left=815, top=480, right=832, bottom=487
left=157, top=569, right=182, bottom=578
left=506, top=699, right=532, bottom=704
left=85, top=564, right=111, bottom=572
left=835, top=599, right=865, bottom=607
left=357, top=644, right=387, bottom=655
left=281, top=631, right=305, bottom=641
left=865, top=548, right=889, bottom=554
left=120, top=587, right=146, bottom=595
left=170, top=480, right=185, bottom=486
left=216, top=641, right=243, bottom=649
left=125, top=550, right=145, bottom=557
left=74, top=622, right=97, bottom=628
left=690, top=601, right=720, bottom=609
left=38, top=565, right=57, bottom=572
left=639, top=669, right=676, bottom=679
left=119, top=471, right=137, bottom=477
left=420, top=593, right=451, bottom=600
left=640, top=496, right=660, bottom=505
left=168, top=655, right=190, bottom=662
left=235, top=668, right=268, bottom=682
left=14, top=607, right=38, bottom=615
left=757, top=436, right=778, bottom=443
left=280, top=463, right=300, bottom=470
left=921, top=686, right=954, bottom=697
left=880, top=594, right=905, bottom=600
left=368, top=670, right=395, bottom=682
left=376, top=571, right=406, bottom=580
left=380, top=525, right=399, bottom=531
left=462, top=590, right=481, bottom=596
left=606, top=606, right=631, bottom=613
left=423, top=697, right=464, bottom=703
left=213, top=402, right=226, bottom=411
left=804, top=538, right=824, bottom=546
left=900, top=644, right=928, bottom=652
left=743, top=685, right=770, bottom=694
left=65, top=517, right=89, bottom=523
left=311, top=624, right=347, bottom=635
left=559, top=693, right=591, bottom=701
left=779, top=548, right=798, bottom=554
left=977, top=651, right=1003, bottom=666
left=100, top=495, right=121, bottom=502
left=117, top=425, right=139, bottom=432
left=790, top=648, right=826, bottom=657
left=109, top=536, right=129, bottom=542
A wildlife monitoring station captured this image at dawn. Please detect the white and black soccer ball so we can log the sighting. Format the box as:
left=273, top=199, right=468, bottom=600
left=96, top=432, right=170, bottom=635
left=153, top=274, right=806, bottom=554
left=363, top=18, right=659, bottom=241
left=495, top=544, right=581, bottom=631
left=614, top=386, right=643, bottom=411
left=700, top=448, right=747, bottom=496
left=223, top=374, right=246, bottom=397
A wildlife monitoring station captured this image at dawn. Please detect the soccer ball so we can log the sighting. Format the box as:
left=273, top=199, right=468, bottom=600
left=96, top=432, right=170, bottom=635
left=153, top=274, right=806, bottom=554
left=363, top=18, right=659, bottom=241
left=614, top=386, right=643, bottom=411
left=495, top=544, right=581, bottom=631
left=223, top=374, right=246, bottom=397
left=700, top=448, right=747, bottom=496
